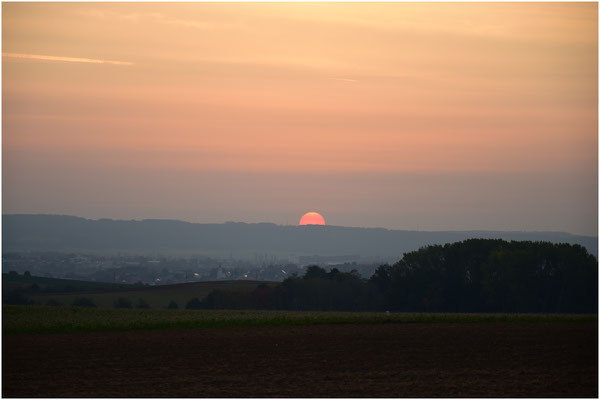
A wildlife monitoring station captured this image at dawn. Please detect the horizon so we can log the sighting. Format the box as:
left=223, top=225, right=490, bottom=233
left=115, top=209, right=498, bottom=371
left=3, top=3, right=598, bottom=237
left=2, top=212, right=597, bottom=237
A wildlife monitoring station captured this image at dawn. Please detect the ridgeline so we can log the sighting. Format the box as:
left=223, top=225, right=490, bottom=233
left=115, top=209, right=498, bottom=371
left=3, top=214, right=597, bottom=260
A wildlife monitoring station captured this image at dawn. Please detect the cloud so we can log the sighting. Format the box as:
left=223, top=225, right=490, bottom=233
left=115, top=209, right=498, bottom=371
left=2, top=52, right=133, bottom=66
left=75, top=8, right=242, bottom=31
left=147, top=12, right=235, bottom=30
left=328, top=77, right=358, bottom=83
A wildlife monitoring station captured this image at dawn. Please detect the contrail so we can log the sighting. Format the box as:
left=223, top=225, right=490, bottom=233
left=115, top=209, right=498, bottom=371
left=328, top=77, right=358, bottom=83
left=2, top=52, right=133, bottom=66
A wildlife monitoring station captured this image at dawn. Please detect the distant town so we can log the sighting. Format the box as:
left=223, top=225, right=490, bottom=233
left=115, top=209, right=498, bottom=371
left=2, top=251, right=381, bottom=284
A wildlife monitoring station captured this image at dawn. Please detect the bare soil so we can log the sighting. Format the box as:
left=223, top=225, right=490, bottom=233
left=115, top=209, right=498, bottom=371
left=3, top=322, right=597, bottom=397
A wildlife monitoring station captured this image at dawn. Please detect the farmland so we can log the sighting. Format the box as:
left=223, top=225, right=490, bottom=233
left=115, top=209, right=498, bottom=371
left=31, top=280, right=268, bottom=309
left=3, top=305, right=596, bottom=334
left=4, top=307, right=597, bottom=397
left=3, top=273, right=133, bottom=293
left=4, top=320, right=597, bottom=397
left=3, top=249, right=597, bottom=397
left=3, top=272, right=271, bottom=309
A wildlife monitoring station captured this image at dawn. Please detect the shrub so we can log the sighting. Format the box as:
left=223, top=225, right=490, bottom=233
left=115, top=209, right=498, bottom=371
left=114, top=297, right=132, bottom=309
left=136, top=298, right=150, bottom=309
left=185, top=297, right=202, bottom=309
left=167, top=301, right=179, bottom=309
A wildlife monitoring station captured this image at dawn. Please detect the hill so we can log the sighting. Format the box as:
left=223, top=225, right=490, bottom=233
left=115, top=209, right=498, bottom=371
left=3, top=272, right=271, bottom=309
left=3, top=214, right=597, bottom=259
left=2, top=272, right=134, bottom=293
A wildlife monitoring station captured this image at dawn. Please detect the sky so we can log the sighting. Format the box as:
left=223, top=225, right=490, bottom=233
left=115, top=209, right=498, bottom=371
left=2, top=2, right=598, bottom=235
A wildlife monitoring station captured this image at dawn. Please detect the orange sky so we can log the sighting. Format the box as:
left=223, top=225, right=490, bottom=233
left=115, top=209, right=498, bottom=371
left=2, top=3, right=598, bottom=235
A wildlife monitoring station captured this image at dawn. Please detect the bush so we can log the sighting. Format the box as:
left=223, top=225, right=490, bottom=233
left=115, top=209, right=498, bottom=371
left=185, top=297, right=202, bottom=309
left=167, top=301, right=179, bottom=309
left=72, top=297, right=96, bottom=308
left=136, top=298, right=150, bottom=309
left=114, top=297, right=132, bottom=309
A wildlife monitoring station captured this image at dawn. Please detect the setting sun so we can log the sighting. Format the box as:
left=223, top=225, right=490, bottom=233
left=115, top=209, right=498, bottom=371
left=2, top=2, right=596, bottom=234
left=1, top=3, right=597, bottom=398
left=299, top=212, right=326, bottom=226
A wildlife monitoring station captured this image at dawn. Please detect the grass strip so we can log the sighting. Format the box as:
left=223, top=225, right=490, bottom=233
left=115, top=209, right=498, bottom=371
left=3, top=305, right=596, bottom=335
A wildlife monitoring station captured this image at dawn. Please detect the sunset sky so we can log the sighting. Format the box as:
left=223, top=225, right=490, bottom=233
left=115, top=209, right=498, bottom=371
left=3, top=3, right=598, bottom=235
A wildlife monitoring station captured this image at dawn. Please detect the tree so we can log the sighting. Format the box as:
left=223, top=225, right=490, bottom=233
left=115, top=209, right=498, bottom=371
left=186, top=297, right=202, bottom=309
left=303, top=265, right=328, bottom=280
left=136, top=298, right=150, bottom=309
left=114, top=297, right=132, bottom=309
left=253, top=283, right=273, bottom=309
left=167, top=301, right=179, bottom=309
left=376, top=239, right=597, bottom=313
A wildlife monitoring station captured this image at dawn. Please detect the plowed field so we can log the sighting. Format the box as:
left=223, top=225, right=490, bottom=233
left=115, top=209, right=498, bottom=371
left=3, top=322, right=597, bottom=397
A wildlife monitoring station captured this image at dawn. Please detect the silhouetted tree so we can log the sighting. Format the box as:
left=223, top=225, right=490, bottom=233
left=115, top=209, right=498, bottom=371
left=167, top=301, right=179, bottom=309
left=149, top=239, right=597, bottom=314
left=136, top=298, right=150, bottom=309
left=370, top=239, right=597, bottom=313
left=303, top=265, right=328, bottom=280
left=186, top=297, right=202, bottom=309
left=253, top=283, right=274, bottom=309
left=114, top=297, right=132, bottom=309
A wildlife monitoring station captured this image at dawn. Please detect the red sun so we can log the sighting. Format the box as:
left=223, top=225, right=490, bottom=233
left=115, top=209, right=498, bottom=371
left=299, top=212, right=326, bottom=226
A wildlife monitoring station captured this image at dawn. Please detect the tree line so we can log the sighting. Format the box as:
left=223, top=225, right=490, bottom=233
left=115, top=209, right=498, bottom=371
left=4, top=239, right=597, bottom=313
left=188, top=239, right=598, bottom=313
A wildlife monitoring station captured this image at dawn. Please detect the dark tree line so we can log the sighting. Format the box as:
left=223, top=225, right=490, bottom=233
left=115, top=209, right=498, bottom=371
left=370, top=239, right=597, bottom=313
left=192, top=240, right=597, bottom=313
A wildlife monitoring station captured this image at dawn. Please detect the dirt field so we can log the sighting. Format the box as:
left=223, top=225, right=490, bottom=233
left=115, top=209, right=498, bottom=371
left=3, top=322, right=597, bottom=397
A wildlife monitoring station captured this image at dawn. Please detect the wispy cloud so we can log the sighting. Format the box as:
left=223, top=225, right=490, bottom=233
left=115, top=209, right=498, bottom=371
left=75, top=8, right=242, bottom=31
left=328, top=77, right=358, bottom=83
left=3, top=52, right=133, bottom=66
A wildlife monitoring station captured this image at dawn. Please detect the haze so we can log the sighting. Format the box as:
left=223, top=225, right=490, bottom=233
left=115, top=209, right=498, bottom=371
left=3, top=3, right=597, bottom=235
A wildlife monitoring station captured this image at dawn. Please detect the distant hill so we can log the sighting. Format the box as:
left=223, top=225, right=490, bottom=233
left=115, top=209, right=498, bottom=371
left=3, top=214, right=597, bottom=260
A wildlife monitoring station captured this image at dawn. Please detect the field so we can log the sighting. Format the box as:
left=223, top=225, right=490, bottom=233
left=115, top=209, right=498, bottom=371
left=3, top=273, right=132, bottom=292
left=3, top=305, right=595, bottom=334
left=3, top=306, right=598, bottom=397
left=4, top=320, right=597, bottom=397
left=3, top=273, right=270, bottom=309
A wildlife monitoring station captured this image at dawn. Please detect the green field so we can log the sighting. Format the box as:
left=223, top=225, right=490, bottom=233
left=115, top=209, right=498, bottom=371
left=3, top=305, right=596, bottom=335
